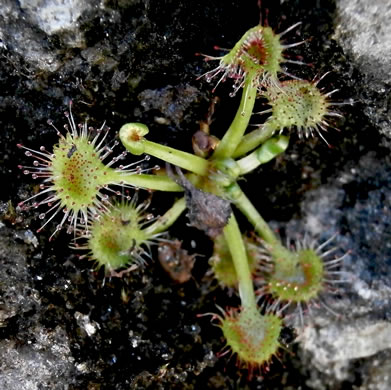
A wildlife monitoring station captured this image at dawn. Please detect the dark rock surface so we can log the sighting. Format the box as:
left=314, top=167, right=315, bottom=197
left=0, top=0, right=390, bottom=389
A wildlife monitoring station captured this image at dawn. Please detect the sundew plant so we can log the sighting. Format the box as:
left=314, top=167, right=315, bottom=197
left=18, top=21, right=349, bottom=374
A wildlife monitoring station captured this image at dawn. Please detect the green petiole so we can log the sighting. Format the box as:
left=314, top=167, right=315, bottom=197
left=223, top=213, right=257, bottom=309
left=236, top=135, right=289, bottom=175
left=232, top=122, right=277, bottom=158
left=230, top=183, right=281, bottom=247
left=107, top=171, right=183, bottom=192
left=212, top=71, right=258, bottom=159
left=119, top=123, right=209, bottom=176
left=145, top=196, right=186, bottom=235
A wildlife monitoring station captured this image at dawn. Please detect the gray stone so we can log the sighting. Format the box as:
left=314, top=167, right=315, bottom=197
left=0, top=225, right=76, bottom=389
left=335, top=0, right=391, bottom=86
left=284, top=151, right=391, bottom=388
left=19, top=0, right=92, bottom=37
left=0, top=225, right=40, bottom=326
left=335, top=0, right=391, bottom=143
left=0, top=0, right=98, bottom=72
left=0, top=327, right=75, bottom=390
left=359, top=350, right=391, bottom=390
